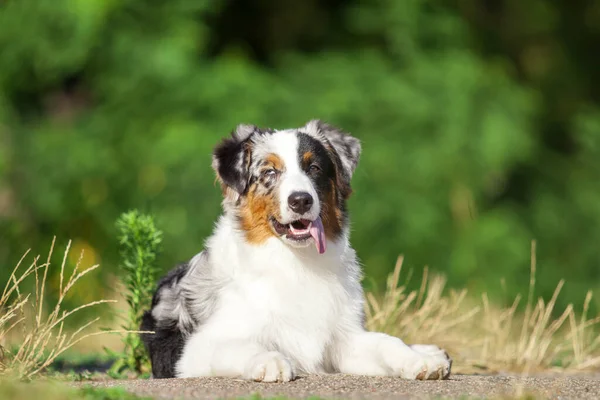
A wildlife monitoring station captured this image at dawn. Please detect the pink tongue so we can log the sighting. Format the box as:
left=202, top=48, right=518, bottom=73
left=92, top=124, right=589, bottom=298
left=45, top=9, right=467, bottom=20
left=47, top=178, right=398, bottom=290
left=309, top=217, right=327, bottom=254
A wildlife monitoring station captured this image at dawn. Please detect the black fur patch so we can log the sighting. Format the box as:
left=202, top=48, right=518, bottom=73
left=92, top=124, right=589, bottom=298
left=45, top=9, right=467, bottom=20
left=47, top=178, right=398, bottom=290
left=140, top=311, right=185, bottom=378
left=306, top=120, right=361, bottom=199
left=140, top=263, right=190, bottom=379
left=213, top=134, right=252, bottom=195
left=297, top=133, right=336, bottom=198
left=297, top=132, right=349, bottom=231
left=212, top=125, right=276, bottom=196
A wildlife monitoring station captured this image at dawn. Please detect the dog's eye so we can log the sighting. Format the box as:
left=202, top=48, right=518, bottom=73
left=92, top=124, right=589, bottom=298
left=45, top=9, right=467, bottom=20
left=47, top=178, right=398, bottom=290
left=309, top=164, right=321, bottom=173
left=263, top=169, right=277, bottom=178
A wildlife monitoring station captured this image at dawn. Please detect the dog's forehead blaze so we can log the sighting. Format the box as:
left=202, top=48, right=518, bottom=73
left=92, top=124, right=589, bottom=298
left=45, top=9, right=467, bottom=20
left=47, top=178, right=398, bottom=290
left=239, top=183, right=280, bottom=244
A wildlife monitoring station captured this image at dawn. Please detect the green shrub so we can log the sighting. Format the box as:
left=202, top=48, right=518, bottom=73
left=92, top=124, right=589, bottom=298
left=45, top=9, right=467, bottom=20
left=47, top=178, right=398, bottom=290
left=0, top=0, right=599, bottom=313
left=107, top=211, right=162, bottom=377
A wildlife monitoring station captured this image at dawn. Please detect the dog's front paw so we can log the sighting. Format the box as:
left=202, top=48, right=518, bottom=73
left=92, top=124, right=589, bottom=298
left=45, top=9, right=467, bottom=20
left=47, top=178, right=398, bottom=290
left=405, top=344, right=452, bottom=380
left=244, top=351, right=296, bottom=383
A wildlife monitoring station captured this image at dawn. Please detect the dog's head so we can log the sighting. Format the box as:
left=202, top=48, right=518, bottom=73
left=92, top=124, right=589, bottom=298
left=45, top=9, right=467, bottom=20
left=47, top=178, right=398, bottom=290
left=212, top=120, right=361, bottom=254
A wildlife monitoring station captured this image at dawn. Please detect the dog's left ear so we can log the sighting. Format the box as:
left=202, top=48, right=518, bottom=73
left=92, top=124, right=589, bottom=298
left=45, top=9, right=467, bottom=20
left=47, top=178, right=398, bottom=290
left=304, top=120, right=361, bottom=197
left=212, top=124, right=257, bottom=196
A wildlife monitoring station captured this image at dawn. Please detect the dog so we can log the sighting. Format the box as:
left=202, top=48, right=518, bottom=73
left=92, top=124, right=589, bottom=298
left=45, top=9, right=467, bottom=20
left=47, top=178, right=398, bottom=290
left=140, top=120, right=452, bottom=382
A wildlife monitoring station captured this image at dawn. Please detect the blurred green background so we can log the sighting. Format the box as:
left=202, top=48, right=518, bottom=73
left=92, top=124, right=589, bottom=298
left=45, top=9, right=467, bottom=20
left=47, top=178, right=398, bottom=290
left=1, top=0, right=599, bottom=313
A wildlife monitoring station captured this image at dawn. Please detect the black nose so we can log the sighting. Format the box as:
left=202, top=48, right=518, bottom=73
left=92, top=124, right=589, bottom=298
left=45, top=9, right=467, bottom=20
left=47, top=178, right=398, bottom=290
left=288, top=192, right=314, bottom=214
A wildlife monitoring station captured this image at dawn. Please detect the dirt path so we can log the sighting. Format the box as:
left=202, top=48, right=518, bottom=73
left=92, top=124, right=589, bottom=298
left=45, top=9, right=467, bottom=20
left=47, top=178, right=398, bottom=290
left=81, top=373, right=600, bottom=399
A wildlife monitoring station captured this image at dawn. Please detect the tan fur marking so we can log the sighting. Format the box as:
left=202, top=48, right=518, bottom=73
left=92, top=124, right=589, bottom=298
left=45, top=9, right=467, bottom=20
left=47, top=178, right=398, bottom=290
left=239, top=183, right=280, bottom=244
left=265, top=153, right=284, bottom=170
left=302, top=151, right=314, bottom=165
left=321, top=179, right=343, bottom=239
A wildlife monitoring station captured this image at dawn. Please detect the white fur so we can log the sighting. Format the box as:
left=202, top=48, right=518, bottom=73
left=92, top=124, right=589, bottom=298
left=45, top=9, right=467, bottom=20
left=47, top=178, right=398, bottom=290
left=173, top=215, right=450, bottom=380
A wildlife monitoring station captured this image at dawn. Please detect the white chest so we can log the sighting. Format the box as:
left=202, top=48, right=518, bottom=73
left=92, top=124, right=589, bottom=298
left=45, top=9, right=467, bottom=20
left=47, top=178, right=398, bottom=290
left=216, top=266, right=347, bottom=373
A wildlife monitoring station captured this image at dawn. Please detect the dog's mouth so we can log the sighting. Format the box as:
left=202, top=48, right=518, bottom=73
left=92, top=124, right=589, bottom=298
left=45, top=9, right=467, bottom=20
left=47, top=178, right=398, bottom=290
left=271, top=217, right=327, bottom=254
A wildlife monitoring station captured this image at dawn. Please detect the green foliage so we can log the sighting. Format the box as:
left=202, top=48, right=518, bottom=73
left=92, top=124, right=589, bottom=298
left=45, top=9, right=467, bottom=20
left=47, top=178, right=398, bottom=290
left=108, top=211, right=162, bottom=377
left=0, top=379, right=151, bottom=400
left=78, top=386, right=152, bottom=400
left=0, top=0, right=599, bottom=314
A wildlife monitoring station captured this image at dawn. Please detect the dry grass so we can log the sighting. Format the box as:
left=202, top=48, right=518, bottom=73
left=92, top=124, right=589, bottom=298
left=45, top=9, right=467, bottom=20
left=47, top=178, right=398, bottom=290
left=0, top=237, right=123, bottom=379
left=366, top=241, right=600, bottom=374
left=2, top=235, right=598, bottom=380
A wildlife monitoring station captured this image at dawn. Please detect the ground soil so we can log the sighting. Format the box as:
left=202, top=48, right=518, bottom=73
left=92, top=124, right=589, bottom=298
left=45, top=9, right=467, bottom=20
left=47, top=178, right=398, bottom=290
left=79, top=373, right=600, bottom=399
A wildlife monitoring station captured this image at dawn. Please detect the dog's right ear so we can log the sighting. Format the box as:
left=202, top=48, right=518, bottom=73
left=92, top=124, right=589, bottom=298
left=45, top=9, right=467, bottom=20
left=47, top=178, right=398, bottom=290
left=211, top=124, right=257, bottom=196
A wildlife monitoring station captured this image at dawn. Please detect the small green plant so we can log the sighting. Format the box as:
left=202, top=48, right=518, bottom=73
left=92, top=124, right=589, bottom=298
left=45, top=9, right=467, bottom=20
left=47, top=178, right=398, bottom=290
left=108, top=210, right=163, bottom=377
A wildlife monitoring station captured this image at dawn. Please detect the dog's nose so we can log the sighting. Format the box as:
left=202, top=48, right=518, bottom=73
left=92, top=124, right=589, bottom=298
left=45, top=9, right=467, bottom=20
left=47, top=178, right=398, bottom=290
left=288, top=192, right=314, bottom=214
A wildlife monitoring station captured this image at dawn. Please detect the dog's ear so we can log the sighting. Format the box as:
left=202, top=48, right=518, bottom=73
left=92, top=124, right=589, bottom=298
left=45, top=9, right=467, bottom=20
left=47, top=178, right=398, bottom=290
left=304, top=120, right=361, bottom=197
left=212, top=124, right=257, bottom=195
left=304, top=119, right=361, bottom=178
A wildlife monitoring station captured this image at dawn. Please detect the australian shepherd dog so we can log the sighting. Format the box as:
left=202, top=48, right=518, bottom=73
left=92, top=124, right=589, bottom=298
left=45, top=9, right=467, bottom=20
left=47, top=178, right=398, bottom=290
left=140, top=120, right=452, bottom=382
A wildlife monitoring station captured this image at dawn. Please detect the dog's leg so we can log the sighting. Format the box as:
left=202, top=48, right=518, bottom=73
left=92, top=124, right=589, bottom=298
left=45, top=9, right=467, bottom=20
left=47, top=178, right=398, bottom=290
left=332, top=331, right=451, bottom=380
left=176, top=338, right=296, bottom=382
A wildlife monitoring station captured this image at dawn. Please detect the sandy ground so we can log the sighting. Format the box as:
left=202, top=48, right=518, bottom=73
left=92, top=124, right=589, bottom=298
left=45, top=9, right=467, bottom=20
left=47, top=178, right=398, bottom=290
left=80, top=373, right=600, bottom=399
